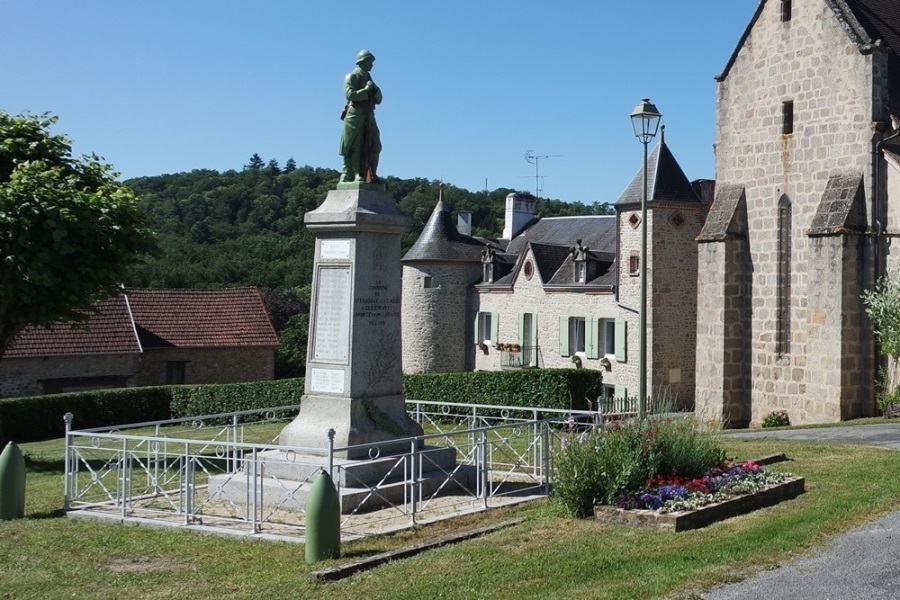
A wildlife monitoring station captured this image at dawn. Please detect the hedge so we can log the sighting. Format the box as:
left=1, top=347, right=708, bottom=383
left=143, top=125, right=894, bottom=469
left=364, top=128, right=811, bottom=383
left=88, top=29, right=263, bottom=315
left=168, top=378, right=304, bottom=419
left=403, top=369, right=603, bottom=413
left=0, top=378, right=304, bottom=448
left=0, top=386, right=172, bottom=447
left=0, top=370, right=602, bottom=447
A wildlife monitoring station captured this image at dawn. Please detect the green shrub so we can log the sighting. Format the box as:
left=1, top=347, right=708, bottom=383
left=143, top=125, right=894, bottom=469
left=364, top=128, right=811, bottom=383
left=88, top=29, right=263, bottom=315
left=761, top=410, right=790, bottom=428
left=403, top=369, right=603, bottom=412
left=169, top=378, right=303, bottom=419
left=0, top=386, right=172, bottom=447
left=554, top=417, right=724, bottom=517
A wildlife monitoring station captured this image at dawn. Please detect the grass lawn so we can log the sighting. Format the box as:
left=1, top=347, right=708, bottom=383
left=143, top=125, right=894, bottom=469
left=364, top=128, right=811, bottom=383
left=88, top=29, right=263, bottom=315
left=1, top=433, right=899, bottom=599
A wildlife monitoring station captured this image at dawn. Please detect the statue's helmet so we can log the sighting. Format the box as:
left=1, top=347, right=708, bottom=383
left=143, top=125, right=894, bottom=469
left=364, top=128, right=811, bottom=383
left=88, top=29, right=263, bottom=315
left=356, top=49, right=375, bottom=65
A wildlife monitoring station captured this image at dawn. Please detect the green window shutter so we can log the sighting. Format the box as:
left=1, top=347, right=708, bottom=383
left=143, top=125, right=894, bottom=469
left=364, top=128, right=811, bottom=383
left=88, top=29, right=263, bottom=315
left=615, top=318, right=628, bottom=363
left=490, top=312, right=499, bottom=344
left=586, top=318, right=599, bottom=359
left=518, top=314, right=526, bottom=347
left=559, top=316, right=570, bottom=356
left=533, top=314, right=539, bottom=347
left=474, top=313, right=481, bottom=345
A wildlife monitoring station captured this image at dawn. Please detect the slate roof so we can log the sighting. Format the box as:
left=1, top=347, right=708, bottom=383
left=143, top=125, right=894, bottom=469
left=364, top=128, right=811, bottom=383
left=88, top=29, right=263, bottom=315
left=547, top=251, right=617, bottom=286
left=5, top=288, right=279, bottom=358
left=614, top=136, right=703, bottom=207
left=505, top=215, right=617, bottom=255
left=402, top=198, right=489, bottom=262
left=128, top=288, right=279, bottom=348
left=5, top=296, right=142, bottom=358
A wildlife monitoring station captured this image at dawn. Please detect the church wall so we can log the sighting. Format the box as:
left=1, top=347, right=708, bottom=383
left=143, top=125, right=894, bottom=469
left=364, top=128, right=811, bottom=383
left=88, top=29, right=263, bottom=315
left=710, top=0, right=884, bottom=423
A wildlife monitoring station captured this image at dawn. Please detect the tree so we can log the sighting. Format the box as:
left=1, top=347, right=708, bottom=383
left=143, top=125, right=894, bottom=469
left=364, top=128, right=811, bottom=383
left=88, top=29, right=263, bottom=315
left=0, top=111, right=158, bottom=358
left=246, top=153, right=264, bottom=170
left=284, top=157, right=297, bottom=173
left=266, top=158, right=280, bottom=174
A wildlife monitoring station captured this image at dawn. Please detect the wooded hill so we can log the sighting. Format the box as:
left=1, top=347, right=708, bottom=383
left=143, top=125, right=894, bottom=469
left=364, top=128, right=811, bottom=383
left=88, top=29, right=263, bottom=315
left=124, top=155, right=612, bottom=376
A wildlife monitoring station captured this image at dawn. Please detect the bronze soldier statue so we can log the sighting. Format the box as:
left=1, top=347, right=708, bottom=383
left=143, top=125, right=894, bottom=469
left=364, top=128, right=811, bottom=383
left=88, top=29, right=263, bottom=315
left=339, top=49, right=382, bottom=184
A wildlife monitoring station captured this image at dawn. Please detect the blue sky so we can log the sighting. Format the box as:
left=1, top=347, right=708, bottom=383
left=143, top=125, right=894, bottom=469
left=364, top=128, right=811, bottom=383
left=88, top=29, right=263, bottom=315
left=4, top=1, right=758, bottom=204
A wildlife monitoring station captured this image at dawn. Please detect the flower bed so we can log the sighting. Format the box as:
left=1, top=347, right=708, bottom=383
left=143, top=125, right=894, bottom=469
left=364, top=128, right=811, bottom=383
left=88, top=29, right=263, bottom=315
left=593, top=460, right=805, bottom=531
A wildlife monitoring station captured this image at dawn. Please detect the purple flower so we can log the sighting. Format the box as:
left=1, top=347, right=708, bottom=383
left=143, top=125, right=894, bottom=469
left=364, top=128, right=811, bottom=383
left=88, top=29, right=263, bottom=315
left=637, top=493, right=663, bottom=510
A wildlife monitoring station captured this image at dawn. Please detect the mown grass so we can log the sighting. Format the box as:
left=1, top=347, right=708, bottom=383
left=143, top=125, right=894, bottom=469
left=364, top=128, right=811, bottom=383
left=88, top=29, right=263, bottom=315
left=1, top=434, right=899, bottom=599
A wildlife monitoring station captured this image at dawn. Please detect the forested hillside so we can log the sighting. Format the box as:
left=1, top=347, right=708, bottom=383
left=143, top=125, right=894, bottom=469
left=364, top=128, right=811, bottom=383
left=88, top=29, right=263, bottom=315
left=125, top=155, right=612, bottom=376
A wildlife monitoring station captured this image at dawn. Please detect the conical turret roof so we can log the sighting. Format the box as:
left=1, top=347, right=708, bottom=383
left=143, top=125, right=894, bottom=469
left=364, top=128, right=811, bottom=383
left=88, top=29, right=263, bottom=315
left=615, top=131, right=702, bottom=207
left=402, top=193, right=487, bottom=262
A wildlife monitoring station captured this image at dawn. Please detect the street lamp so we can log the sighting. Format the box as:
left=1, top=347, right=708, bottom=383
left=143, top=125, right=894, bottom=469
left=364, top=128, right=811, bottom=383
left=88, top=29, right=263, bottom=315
left=629, top=97, right=662, bottom=420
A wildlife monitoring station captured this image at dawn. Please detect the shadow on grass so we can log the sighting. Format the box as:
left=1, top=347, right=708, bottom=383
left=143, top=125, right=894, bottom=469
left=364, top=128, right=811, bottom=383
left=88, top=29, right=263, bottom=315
left=28, top=508, right=66, bottom=520
left=23, top=456, right=66, bottom=474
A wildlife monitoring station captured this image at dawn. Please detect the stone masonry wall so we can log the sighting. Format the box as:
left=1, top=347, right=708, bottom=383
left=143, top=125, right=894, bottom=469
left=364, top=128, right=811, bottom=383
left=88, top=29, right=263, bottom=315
left=401, top=262, right=482, bottom=373
left=136, top=347, right=275, bottom=387
left=0, top=354, right=140, bottom=398
left=712, top=0, right=885, bottom=423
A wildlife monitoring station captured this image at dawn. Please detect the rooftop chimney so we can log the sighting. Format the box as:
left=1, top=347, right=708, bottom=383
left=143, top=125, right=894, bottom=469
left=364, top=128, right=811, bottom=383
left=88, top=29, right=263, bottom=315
left=502, top=192, right=536, bottom=240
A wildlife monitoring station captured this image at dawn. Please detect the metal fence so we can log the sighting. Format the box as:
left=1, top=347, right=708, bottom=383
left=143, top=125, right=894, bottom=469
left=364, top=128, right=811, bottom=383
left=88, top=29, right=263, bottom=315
left=64, top=399, right=632, bottom=541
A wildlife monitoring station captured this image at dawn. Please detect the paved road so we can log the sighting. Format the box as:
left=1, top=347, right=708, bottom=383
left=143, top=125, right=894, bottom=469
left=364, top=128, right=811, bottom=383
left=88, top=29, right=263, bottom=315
left=704, top=423, right=900, bottom=599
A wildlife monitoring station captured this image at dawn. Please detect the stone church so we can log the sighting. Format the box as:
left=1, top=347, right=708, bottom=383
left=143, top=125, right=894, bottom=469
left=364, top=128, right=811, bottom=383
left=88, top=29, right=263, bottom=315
left=695, top=0, right=900, bottom=426
left=401, top=135, right=710, bottom=409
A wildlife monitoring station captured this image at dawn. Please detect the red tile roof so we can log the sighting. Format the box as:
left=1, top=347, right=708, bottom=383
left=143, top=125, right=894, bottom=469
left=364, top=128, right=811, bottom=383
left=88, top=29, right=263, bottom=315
left=6, top=296, right=142, bottom=357
left=127, top=288, right=279, bottom=348
left=4, top=288, right=279, bottom=358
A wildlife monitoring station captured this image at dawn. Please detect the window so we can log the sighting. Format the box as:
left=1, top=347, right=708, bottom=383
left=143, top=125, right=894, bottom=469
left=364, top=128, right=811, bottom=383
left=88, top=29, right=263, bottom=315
left=569, top=317, right=586, bottom=355
left=781, top=0, right=792, bottom=22
left=483, top=263, right=494, bottom=283
left=523, top=260, right=534, bottom=280
left=629, top=251, right=640, bottom=276
left=479, top=312, right=494, bottom=344
left=782, top=100, right=794, bottom=135
left=165, top=361, right=187, bottom=385
left=423, top=276, right=435, bottom=288
left=777, top=195, right=792, bottom=357
left=601, top=319, right=616, bottom=356
left=575, top=261, right=587, bottom=283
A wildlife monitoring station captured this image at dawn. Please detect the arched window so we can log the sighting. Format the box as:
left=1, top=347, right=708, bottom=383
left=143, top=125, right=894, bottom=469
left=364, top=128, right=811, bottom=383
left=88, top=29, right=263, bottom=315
left=777, top=195, right=792, bottom=357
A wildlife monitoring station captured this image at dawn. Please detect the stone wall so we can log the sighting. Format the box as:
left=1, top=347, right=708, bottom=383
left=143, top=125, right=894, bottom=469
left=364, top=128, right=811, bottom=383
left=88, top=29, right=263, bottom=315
left=135, top=347, right=275, bottom=387
left=401, top=261, right=482, bottom=373
left=707, top=0, right=886, bottom=423
left=0, top=354, right=140, bottom=398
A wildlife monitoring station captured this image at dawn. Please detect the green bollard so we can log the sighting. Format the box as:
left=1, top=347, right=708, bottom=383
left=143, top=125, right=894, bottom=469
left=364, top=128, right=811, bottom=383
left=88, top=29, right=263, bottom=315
left=305, top=471, right=341, bottom=563
left=0, top=441, right=26, bottom=520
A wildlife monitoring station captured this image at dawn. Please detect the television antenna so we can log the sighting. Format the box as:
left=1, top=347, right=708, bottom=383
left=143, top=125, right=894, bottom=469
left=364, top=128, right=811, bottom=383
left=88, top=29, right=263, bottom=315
left=524, top=151, right=562, bottom=198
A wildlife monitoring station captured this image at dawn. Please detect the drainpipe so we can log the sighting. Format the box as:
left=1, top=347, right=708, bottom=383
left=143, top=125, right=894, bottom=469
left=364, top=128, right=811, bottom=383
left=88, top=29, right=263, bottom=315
left=871, top=118, right=900, bottom=409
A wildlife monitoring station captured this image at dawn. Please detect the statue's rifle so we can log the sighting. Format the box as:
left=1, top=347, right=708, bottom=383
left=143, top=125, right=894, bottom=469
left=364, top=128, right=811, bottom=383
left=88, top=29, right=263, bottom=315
left=363, top=78, right=376, bottom=183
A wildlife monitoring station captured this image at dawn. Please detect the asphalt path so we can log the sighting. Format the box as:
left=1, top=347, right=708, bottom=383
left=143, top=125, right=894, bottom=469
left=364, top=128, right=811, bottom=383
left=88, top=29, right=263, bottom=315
left=703, top=423, right=900, bottom=599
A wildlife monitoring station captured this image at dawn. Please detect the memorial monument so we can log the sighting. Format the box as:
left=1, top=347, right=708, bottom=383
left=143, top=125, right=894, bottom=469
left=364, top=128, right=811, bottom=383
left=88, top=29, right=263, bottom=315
left=210, top=51, right=461, bottom=513
left=279, top=48, right=423, bottom=458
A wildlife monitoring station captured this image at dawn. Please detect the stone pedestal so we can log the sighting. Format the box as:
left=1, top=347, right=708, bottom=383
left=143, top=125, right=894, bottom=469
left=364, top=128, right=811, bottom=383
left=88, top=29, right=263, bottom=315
left=279, top=186, right=423, bottom=458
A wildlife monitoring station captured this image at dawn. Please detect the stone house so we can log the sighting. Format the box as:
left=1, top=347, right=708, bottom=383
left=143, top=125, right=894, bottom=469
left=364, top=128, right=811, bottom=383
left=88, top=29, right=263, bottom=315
left=402, top=135, right=710, bottom=408
left=695, top=0, right=900, bottom=425
left=0, top=288, right=279, bottom=398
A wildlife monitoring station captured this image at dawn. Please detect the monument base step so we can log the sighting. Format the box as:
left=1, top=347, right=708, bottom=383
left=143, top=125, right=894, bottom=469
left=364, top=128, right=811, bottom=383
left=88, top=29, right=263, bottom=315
left=206, top=445, right=474, bottom=514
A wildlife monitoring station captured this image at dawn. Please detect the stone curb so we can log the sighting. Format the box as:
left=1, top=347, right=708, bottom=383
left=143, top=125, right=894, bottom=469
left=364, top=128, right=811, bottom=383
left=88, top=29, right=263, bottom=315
left=593, top=477, right=805, bottom=532
left=308, top=518, right=525, bottom=582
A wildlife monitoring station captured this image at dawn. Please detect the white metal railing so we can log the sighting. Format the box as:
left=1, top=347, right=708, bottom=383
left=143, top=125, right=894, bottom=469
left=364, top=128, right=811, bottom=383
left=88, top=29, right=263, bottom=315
left=63, top=401, right=614, bottom=540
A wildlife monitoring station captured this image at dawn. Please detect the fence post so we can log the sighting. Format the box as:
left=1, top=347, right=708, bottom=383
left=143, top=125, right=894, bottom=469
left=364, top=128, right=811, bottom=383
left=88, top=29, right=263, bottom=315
left=63, top=413, right=73, bottom=510
left=251, top=447, right=259, bottom=534
left=410, top=438, right=418, bottom=527
left=327, top=429, right=335, bottom=480
left=184, top=443, right=192, bottom=526
left=480, top=429, right=488, bottom=508
left=542, top=421, right=551, bottom=495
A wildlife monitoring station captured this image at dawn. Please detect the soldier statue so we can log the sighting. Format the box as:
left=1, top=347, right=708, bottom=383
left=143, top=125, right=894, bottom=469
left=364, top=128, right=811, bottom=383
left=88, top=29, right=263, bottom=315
left=339, top=49, right=382, bottom=184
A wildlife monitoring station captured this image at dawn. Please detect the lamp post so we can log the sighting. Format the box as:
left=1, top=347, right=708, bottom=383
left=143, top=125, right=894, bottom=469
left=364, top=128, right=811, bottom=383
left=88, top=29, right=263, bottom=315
left=629, top=98, right=662, bottom=420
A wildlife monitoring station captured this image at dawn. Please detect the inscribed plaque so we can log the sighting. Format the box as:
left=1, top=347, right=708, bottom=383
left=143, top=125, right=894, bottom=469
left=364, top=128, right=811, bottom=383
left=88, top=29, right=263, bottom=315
left=312, top=266, right=352, bottom=362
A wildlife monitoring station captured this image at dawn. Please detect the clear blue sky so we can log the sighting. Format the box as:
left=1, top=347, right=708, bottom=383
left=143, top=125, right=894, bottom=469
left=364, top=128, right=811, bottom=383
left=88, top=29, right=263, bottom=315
left=4, top=1, right=758, bottom=204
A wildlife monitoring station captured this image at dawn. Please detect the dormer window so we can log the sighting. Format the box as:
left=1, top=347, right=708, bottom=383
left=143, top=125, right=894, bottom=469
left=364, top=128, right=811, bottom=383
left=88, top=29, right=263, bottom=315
left=571, top=239, right=589, bottom=284
left=481, top=248, right=497, bottom=284
left=575, top=262, right=587, bottom=283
